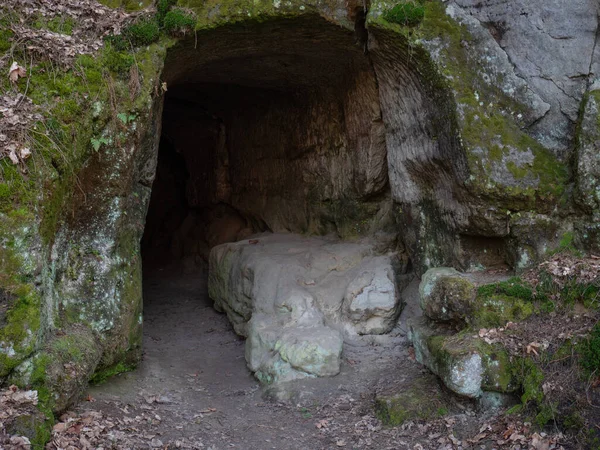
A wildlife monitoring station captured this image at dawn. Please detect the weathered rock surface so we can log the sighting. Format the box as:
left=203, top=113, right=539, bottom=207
left=2, top=0, right=600, bottom=415
left=419, top=268, right=476, bottom=323
left=408, top=317, right=515, bottom=398
left=577, top=88, right=600, bottom=216
left=450, top=0, right=599, bottom=153
left=209, top=233, right=405, bottom=382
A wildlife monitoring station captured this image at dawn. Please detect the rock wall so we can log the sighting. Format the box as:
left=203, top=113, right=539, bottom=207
left=1, top=0, right=599, bottom=413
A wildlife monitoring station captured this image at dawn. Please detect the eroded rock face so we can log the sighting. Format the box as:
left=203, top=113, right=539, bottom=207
left=408, top=317, right=515, bottom=399
left=209, top=234, right=405, bottom=382
left=577, top=88, right=600, bottom=217
left=451, top=0, right=599, bottom=154
left=2, top=0, right=600, bottom=414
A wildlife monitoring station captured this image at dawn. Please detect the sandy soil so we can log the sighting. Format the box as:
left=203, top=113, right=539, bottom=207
left=68, top=267, right=424, bottom=449
left=48, top=266, right=560, bottom=450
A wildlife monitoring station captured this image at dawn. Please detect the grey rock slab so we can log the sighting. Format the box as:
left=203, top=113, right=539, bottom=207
left=450, top=0, right=600, bottom=152
left=208, top=233, right=403, bottom=383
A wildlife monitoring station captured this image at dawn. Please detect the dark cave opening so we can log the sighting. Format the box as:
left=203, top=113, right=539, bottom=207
left=141, top=15, right=392, bottom=271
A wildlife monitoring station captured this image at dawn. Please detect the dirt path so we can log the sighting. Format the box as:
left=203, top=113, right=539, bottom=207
left=55, top=268, right=486, bottom=449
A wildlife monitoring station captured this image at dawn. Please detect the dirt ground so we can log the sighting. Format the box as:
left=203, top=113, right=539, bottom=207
left=34, top=266, right=569, bottom=450
left=55, top=267, right=444, bottom=449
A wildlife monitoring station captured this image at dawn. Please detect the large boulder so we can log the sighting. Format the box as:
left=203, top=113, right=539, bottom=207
left=208, top=233, right=404, bottom=382
left=343, top=256, right=401, bottom=335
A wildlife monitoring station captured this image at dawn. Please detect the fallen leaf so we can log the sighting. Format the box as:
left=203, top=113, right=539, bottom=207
left=316, top=419, right=329, bottom=429
left=8, top=61, right=27, bottom=83
left=468, top=432, right=487, bottom=443
left=19, top=147, right=31, bottom=160
left=8, top=147, right=19, bottom=165
left=526, top=342, right=540, bottom=356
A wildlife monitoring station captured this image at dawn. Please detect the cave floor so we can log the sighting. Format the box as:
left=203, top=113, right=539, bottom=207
left=52, top=267, right=497, bottom=449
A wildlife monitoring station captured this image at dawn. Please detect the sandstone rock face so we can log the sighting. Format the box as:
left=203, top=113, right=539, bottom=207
left=408, top=317, right=515, bottom=399
left=3, top=0, right=600, bottom=413
left=419, top=268, right=476, bottom=323
left=577, top=88, right=600, bottom=217
left=450, top=0, right=599, bottom=154
left=209, top=234, right=405, bottom=382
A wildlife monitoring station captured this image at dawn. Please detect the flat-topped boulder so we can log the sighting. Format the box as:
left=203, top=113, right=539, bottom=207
left=208, top=233, right=405, bottom=382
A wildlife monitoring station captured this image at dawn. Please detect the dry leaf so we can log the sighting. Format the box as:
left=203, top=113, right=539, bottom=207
left=526, top=342, right=540, bottom=356
left=19, top=147, right=31, bottom=160
left=8, top=61, right=27, bottom=83
left=316, top=419, right=329, bottom=429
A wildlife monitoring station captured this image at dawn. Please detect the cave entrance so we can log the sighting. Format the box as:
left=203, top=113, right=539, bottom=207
left=141, top=14, right=389, bottom=273
left=137, top=12, right=391, bottom=389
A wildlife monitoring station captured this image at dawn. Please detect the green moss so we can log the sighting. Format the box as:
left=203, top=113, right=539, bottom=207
left=157, top=0, right=178, bottom=25
left=0, top=27, right=13, bottom=53
left=163, top=8, right=197, bottom=36
left=105, top=17, right=160, bottom=50
left=375, top=376, right=447, bottom=425
left=534, top=403, right=557, bottom=428
left=97, top=0, right=153, bottom=11
left=470, top=278, right=534, bottom=328
left=51, top=335, right=84, bottom=363
left=0, top=211, right=41, bottom=375
left=478, top=344, right=515, bottom=392
left=546, top=231, right=583, bottom=257
left=383, top=2, right=425, bottom=26
left=90, top=361, right=136, bottom=385
left=580, top=322, right=600, bottom=375
left=102, top=42, right=135, bottom=73
left=477, top=277, right=533, bottom=301
left=471, top=295, right=534, bottom=328
left=7, top=413, right=52, bottom=450
left=516, top=357, right=544, bottom=405
left=180, top=0, right=315, bottom=30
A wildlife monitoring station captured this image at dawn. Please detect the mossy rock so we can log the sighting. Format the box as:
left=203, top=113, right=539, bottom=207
left=382, top=2, right=425, bottom=26
left=470, top=277, right=534, bottom=328
left=375, top=374, right=449, bottom=425
left=29, top=327, right=103, bottom=413
left=5, top=410, right=52, bottom=450
left=419, top=267, right=476, bottom=323
left=408, top=317, right=518, bottom=398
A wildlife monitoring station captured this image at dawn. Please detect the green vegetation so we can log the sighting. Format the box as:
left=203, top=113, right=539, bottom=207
left=90, top=361, right=136, bottom=385
left=375, top=377, right=447, bottom=425
left=157, top=0, right=178, bottom=25
left=383, top=2, right=425, bottom=26
left=105, top=17, right=160, bottom=50
left=97, top=0, right=153, bottom=12
left=580, top=322, right=600, bottom=375
left=470, top=277, right=534, bottom=328
left=163, top=8, right=197, bottom=36
left=33, top=15, right=76, bottom=35
left=477, top=277, right=533, bottom=302
left=102, top=42, right=136, bottom=72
